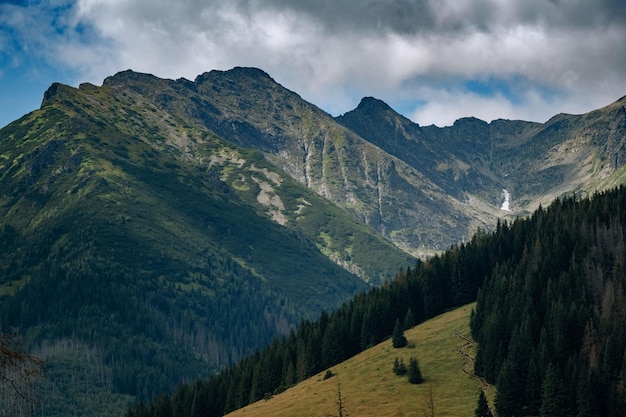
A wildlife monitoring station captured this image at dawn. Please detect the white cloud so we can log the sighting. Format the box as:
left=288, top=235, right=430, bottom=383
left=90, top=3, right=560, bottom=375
left=408, top=87, right=547, bottom=126
left=2, top=0, right=626, bottom=127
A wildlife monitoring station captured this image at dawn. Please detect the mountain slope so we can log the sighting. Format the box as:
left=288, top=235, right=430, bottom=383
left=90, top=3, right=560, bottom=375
left=0, top=77, right=412, bottom=414
left=338, top=94, right=626, bottom=218
left=336, top=97, right=505, bottom=203
left=226, top=303, right=483, bottom=417
left=105, top=68, right=491, bottom=255
left=1, top=80, right=369, bottom=314
left=76, top=71, right=414, bottom=282
left=102, top=66, right=626, bottom=256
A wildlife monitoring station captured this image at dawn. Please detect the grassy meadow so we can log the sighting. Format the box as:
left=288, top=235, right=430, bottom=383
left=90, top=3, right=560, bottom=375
left=225, top=303, right=493, bottom=417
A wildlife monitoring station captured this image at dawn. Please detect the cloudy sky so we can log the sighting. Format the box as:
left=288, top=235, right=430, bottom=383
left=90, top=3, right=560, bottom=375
left=1, top=0, right=626, bottom=128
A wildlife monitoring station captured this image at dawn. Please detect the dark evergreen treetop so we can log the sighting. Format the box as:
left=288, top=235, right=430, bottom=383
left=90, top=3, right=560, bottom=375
left=392, top=318, right=408, bottom=348
left=475, top=389, right=491, bottom=417
left=407, top=357, right=423, bottom=385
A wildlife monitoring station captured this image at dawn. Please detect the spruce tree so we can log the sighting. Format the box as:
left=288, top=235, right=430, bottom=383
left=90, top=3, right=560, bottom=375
left=404, top=308, right=416, bottom=329
left=475, top=389, right=491, bottom=417
left=393, top=358, right=407, bottom=375
left=495, top=360, right=519, bottom=417
left=408, top=357, right=423, bottom=384
left=392, top=318, right=408, bottom=348
left=540, top=364, right=566, bottom=417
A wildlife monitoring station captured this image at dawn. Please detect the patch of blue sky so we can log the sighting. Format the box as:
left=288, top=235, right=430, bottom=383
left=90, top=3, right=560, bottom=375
left=0, top=63, right=64, bottom=128
left=0, top=0, right=89, bottom=127
left=462, top=75, right=560, bottom=105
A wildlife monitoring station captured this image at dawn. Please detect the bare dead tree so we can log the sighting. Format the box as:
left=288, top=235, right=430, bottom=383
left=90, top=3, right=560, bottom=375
left=0, top=332, right=45, bottom=417
left=423, top=383, right=435, bottom=417
left=326, top=381, right=349, bottom=417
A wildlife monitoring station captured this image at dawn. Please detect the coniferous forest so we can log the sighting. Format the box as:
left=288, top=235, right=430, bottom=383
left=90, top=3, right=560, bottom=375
left=471, top=187, right=626, bottom=417
left=128, top=186, right=626, bottom=417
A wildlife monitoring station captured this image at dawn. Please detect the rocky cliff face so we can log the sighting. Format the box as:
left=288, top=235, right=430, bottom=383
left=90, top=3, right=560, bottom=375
left=96, top=69, right=480, bottom=255
left=44, top=68, right=626, bottom=256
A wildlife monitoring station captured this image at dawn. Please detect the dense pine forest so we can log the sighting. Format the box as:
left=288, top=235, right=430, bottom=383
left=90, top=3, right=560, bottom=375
left=0, top=225, right=303, bottom=401
left=471, top=187, right=626, bottom=416
left=128, top=186, right=626, bottom=417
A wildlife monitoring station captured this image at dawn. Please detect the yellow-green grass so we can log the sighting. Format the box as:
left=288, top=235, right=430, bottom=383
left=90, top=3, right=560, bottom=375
left=226, top=303, right=494, bottom=417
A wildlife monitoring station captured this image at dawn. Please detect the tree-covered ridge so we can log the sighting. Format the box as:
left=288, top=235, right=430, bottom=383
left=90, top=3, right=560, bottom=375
left=471, top=186, right=626, bottom=416
left=130, top=185, right=626, bottom=417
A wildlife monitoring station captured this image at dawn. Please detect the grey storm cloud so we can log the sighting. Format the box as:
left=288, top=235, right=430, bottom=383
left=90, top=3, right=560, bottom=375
left=88, top=0, right=626, bottom=40
left=258, top=0, right=436, bottom=34
left=224, top=0, right=626, bottom=34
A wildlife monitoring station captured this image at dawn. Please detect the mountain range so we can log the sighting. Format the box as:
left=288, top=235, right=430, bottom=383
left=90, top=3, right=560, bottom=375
left=0, top=66, right=625, bottom=415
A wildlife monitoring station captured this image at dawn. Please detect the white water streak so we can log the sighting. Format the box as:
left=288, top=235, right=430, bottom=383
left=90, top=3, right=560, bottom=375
left=500, top=189, right=511, bottom=211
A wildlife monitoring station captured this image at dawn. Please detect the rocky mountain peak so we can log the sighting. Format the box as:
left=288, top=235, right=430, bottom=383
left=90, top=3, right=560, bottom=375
left=41, top=82, right=76, bottom=107
left=102, top=69, right=160, bottom=86
left=355, top=96, right=394, bottom=113
left=194, top=66, right=274, bottom=86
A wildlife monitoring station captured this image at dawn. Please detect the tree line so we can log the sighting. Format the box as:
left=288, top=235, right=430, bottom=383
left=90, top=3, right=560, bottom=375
left=0, top=222, right=303, bottom=403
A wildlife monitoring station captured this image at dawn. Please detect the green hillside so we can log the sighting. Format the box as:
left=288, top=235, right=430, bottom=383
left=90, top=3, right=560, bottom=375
left=0, top=78, right=411, bottom=415
left=226, top=303, right=487, bottom=417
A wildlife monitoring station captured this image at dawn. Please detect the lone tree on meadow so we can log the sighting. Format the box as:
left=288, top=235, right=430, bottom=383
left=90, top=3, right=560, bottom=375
left=393, top=357, right=407, bottom=375
left=408, top=357, right=423, bottom=384
left=392, top=318, right=408, bottom=348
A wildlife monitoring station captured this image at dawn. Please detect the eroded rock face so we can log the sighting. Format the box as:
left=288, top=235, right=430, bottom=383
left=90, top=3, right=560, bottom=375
left=55, top=67, right=626, bottom=256
left=135, top=67, right=626, bottom=255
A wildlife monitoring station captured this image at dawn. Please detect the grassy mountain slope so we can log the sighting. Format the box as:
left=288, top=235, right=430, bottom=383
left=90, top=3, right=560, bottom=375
left=103, top=66, right=626, bottom=257
left=92, top=70, right=414, bottom=282
left=1, top=80, right=367, bottom=314
left=225, top=303, right=487, bottom=417
left=0, top=78, right=412, bottom=414
left=113, top=67, right=489, bottom=256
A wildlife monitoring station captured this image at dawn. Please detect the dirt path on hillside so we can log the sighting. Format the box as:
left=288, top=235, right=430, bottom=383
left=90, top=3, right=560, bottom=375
left=454, top=332, right=495, bottom=415
left=454, top=332, right=494, bottom=394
